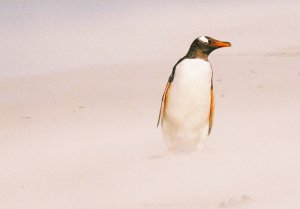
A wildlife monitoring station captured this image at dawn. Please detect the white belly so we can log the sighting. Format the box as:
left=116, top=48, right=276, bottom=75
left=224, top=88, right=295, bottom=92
left=162, top=58, right=212, bottom=152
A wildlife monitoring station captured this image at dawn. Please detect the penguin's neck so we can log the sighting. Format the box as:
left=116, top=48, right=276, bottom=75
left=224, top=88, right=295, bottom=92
left=185, top=48, right=208, bottom=62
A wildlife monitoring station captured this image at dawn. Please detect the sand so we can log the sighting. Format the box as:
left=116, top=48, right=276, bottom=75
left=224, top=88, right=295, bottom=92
left=1, top=1, right=300, bottom=209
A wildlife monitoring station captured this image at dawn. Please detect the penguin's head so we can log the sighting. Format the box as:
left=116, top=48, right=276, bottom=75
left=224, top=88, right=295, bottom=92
left=188, top=36, right=231, bottom=57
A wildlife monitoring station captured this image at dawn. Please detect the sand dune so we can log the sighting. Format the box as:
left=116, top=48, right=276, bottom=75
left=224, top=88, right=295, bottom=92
left=1, top=1, right=300, bottom=209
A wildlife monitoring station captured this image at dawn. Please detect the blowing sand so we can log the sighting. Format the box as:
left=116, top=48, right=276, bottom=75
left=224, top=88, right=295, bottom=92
left=1, top=1, right=300, bottom=209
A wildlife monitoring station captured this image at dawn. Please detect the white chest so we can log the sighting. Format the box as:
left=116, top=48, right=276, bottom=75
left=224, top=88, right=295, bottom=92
left=165, top=58, right=212, bottom=125
left=170, top=58, right=212, bottom=104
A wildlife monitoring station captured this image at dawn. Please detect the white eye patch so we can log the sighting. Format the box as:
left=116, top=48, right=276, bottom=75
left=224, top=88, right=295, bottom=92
left=198, top=36, right=209, bottom=44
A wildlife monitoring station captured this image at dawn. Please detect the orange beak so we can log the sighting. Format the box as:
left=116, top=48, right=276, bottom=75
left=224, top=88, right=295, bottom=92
left=210, top=39, right=231, bottom=48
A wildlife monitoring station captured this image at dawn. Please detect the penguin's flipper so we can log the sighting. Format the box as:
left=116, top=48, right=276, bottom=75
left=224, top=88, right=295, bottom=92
left=157, top=81, right=171, bottom=127
left=208, top=86, right=215, bottom=135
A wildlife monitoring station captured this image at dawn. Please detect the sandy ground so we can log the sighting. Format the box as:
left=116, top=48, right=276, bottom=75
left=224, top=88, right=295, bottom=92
left=1, top=1, right=300, bottom=209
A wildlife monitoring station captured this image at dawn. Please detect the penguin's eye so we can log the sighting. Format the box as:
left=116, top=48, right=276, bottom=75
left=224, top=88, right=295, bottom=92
left=199, top=40, right=209, bottom=45
left=203, top=41, right=209, bottom=45
left=198, top=36, right=209, bottom=45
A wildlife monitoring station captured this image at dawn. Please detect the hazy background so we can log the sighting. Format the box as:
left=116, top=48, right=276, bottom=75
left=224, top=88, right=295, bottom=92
left=1, top=0, right=299, bottom=77
left=1, top=1, right=300, bottom=209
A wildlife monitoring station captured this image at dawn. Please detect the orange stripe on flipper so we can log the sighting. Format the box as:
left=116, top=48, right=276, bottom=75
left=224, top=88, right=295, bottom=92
left=157, top=81, right=171, bottom=127
left=208, top=87, right=215, bottom=135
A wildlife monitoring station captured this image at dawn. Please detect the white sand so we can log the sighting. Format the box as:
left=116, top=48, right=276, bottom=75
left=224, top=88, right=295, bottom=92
left=1, top=1, right=300, bottom=209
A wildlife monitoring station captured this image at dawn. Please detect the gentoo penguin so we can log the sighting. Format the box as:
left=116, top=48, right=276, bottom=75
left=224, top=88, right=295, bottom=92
left=157, top=36, right=231, bottom=153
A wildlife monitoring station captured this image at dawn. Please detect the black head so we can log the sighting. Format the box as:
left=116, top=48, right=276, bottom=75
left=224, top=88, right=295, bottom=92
left=186, top=36, right=231, bottom=59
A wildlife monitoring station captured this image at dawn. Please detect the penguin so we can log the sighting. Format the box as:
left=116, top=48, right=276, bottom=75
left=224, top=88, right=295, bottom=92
left=157, top=36, right=231, bottom=153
